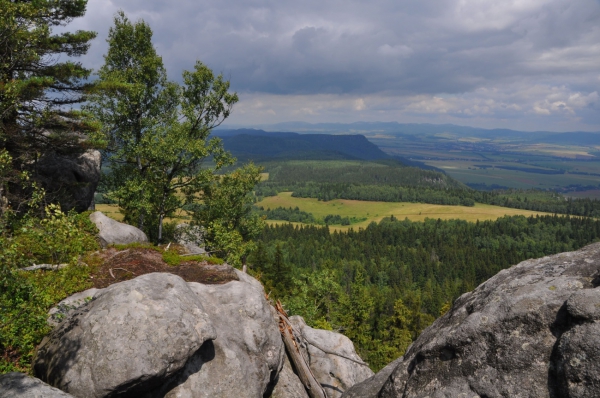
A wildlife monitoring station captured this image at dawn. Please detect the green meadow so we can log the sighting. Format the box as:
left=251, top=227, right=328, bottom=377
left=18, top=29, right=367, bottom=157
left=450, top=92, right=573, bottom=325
left=257, top=192, right=553, bottom=231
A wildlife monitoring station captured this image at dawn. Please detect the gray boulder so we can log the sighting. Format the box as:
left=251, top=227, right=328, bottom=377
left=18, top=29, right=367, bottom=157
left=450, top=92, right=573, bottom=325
left=0, top=372, right=75, bottom=397
left=271, top=355, right=310, bottom=398
left=89, top=211, right=148, bottom=246
left=161, top=275, right=285, bottom=397
left=343, top=242, right=600, bottom=398
left=175, top=223, right=205, bottom=254
left=34, top=273, right=216, bottom=398
left=290, top=316, right=374, bottom=398
left=37, top=149, right=101, bottom=212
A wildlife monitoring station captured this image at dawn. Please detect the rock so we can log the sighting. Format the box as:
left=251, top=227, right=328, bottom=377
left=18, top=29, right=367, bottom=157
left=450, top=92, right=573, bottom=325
left=0, top=372, right=75, bottom=397
left=34, top=273, right=216, bottom=398
left=556, top=288, right=600, bottom=397
left=47, top=287, right=101, bottom=328
left=175, top=224, right=205, bottom=254
left=343, top=242, right=600, bottom=398
left=289, top=316, right=373, bottom=398
left=89, top=211, right=148, bottom=246
left=37, top=150, right=101, bottom=212
left=341, top=358, right=403, bottom=398
left=565, top=288, right=600, bottom=321
left=160, top=277, right=285, bottom=397
left=271, top=355, right=310, bottom=398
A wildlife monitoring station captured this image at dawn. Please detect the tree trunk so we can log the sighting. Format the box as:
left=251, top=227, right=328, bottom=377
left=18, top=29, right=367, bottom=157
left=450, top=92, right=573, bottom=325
left=158, top=213, right=163, bottom=244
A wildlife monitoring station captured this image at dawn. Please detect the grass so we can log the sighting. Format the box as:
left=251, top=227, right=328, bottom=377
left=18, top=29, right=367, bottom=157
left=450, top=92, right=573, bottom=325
left=94, top=204, right=192, bottom=224
left=257, top=192, right=554, bottom=232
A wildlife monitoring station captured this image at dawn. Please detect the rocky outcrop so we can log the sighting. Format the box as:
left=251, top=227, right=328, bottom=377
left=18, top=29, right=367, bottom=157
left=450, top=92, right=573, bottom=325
left=343, top=242, right=600, bottom=398
left=0, top=372, right=75, bottom=397
left=34, top=273, right=216, bottom=398
left=158, top=271, right=285, bottom=397
left=89, top=211, right=148, bottom=246
left=290, top=316, right=374, bottom=398
left=31, top=261, right=374, bottom=397
left=37, top=150, right=101, bottom=212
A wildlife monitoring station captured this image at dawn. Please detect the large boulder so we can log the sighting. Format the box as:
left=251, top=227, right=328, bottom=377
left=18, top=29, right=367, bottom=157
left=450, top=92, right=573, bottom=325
left=159, top=270, right=286, bottom=397
left=343, top=242, right=600, bottom=398
left=37, top=149, right=101, bottom=212
left=289, top=316, right=374, bottom=398
left=90, top=211, right=148, bottom=246
left=34, top=273, right=216, bottom=398
left=0, top=372, right=75, bottom=397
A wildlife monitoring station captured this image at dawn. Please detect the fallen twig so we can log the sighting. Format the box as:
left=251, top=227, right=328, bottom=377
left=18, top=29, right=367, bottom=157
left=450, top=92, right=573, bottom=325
left=301, top=335, right=369, bottom=367
left=20, top=263, right=68, bottom=271
left=109, top=268, right=135, bottom=279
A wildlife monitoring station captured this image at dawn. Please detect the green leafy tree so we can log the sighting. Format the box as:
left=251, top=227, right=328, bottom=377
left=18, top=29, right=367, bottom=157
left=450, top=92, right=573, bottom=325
left=90, top=12, right=261, bottom=261
left=0, top=0, right=101, bottom=210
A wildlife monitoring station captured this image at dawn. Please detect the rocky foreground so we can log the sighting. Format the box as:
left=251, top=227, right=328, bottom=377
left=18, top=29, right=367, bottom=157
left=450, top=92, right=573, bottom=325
left=2, top=239, right=600, bottom=397
left=343, top=242, right=600, bottom=398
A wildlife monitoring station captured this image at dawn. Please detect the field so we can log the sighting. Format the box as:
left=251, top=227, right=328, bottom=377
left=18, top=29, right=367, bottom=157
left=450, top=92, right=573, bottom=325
left=257, top=192, right=553, bottom=232
left=94, top=204, right=191, bottom=223
left=365, top=132, right=600, bottom=194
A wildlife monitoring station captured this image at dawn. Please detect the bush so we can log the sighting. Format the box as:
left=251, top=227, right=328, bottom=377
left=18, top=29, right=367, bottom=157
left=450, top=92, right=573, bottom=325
left=14, top=205, right=99, bottom=266
left=0, top=205, right=99, bottom=373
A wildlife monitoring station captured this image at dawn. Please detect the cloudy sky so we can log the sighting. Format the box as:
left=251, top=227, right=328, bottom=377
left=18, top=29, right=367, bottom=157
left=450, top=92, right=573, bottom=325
left=69, top=0, right=600, bottom=131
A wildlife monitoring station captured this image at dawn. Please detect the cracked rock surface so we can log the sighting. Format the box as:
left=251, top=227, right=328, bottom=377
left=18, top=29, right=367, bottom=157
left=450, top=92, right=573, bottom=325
left=343, top=242, right=600, bottom=398
left=160, top=270, right=285, bottom=398
left=34, top=273, right=216, bottom=398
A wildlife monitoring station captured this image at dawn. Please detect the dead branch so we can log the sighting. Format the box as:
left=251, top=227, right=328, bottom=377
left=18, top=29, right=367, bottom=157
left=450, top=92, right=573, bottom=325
left=276, top=301, right=328, bottom=398
left=20, top=263, right=68, bottom=271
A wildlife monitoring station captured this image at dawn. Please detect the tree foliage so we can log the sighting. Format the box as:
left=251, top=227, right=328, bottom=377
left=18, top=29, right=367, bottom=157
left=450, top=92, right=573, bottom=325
left=0, top=0, right=101, bottom=211
left=90, top=12, right=262, bottom=261
left=252, top=214, right=600, bottom=370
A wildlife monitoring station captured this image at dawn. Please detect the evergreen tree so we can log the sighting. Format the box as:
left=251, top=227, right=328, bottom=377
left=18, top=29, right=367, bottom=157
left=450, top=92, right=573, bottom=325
left=0, top=0, right=100, bottom=210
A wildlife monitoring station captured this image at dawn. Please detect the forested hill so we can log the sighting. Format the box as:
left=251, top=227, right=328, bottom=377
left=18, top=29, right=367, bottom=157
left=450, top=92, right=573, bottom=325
left=213, top=129, right=390, bottom=161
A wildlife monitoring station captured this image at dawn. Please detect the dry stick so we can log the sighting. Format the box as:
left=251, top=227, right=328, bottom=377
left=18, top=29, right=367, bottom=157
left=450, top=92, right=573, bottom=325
left=113, top=267, right=135, bottom=275
left=20, top=263, right=68, bottom=271
left=276, top=301, right=328, bottom=398
left=109, top=268, right=135, bottom=279
left=299, top=334, right=369, bottom=367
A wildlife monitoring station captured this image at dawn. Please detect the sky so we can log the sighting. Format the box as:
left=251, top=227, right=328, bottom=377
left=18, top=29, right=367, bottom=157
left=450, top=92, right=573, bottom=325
left=68, top=0, right=600, bottom=132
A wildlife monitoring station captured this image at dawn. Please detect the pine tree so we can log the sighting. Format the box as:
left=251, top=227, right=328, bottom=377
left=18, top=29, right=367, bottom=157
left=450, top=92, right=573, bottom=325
left=0, top=0, right=100, bottom=209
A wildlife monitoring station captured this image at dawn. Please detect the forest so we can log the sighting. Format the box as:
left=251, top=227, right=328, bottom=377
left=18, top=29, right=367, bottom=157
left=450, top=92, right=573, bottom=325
left=249, top=214, right=600, bottom=370
left=255, top=160, right=600, bottom=217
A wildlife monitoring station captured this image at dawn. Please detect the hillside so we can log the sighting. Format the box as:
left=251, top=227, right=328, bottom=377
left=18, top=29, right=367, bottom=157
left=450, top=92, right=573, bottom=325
left=214, top=129, right=390, bottom=161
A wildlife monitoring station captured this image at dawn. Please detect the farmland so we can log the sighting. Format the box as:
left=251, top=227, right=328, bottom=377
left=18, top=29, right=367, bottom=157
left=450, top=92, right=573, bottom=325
left=257, top=192, right=553, bottom=231
left=359, top=129, right=600, bottom=194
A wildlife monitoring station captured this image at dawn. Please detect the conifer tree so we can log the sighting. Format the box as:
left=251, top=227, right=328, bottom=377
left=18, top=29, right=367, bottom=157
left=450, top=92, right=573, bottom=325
left=0, top=0, right=100, bottom=209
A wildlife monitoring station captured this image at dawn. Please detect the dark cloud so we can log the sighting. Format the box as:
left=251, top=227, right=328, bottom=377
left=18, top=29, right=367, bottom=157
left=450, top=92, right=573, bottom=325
left=67, top=0, right=600, bottom=130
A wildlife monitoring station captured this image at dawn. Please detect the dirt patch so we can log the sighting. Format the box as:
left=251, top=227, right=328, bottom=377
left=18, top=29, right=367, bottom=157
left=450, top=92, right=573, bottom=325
left=89, top=248, right=239, bottom=289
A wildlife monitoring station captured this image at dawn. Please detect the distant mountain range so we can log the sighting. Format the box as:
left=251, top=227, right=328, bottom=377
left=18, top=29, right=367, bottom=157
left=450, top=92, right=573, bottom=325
left=218, top=122, right=600, bottom=145
left=213, top=129, right=440, bottom=170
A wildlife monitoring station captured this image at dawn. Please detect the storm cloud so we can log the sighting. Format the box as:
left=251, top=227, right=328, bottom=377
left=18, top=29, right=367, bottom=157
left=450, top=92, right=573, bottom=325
left=70, top=0, right=600, bottom=131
